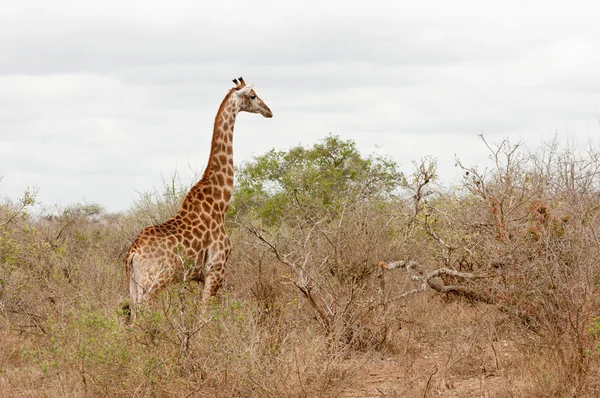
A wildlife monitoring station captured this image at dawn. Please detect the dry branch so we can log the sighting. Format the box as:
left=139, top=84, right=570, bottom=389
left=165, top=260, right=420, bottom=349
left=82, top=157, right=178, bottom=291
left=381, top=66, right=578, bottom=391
left=242, top=221, right=335, bottom=333
left=379, top=260, right=496, bottom=303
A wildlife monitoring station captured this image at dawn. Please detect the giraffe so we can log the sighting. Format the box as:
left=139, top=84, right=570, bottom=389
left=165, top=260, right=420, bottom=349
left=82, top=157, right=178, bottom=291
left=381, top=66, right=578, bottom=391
left=125, top=77, right=272, bottom=312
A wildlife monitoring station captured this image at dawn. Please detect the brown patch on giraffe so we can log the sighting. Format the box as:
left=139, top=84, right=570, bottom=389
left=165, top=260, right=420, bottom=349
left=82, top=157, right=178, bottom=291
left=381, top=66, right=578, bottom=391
left=213, top=188, right=222, bottom=200
left=200, top=212, right=211, bottom=225
left=226, top=177, right=234, bottom=186
left=201, top=201, right=211, bottom=213
left=186, top=247, right=197, bottom=257
left=190, top=202, right=201, bottom=213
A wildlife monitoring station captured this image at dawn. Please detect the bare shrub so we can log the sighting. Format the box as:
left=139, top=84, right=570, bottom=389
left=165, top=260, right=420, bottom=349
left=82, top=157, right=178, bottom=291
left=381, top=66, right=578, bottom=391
left=2, top=135, right=600, bottom=396
left=381, top=135, right=600, bottom=396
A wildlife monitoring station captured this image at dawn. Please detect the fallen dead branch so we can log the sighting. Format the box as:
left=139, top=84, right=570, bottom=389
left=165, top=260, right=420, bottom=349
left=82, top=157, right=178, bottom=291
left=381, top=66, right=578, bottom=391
left=379, top=260, right=496, bottom=304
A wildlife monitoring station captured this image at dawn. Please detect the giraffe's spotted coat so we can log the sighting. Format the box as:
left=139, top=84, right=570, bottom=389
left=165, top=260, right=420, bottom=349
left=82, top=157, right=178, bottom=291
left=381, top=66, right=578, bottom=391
left=125, top=78, right=272, bottom=311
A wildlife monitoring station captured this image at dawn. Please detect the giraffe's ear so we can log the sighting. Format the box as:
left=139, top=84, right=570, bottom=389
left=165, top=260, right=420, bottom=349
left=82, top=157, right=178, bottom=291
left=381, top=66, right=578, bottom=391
left=236, top=84, right=254, bottom=96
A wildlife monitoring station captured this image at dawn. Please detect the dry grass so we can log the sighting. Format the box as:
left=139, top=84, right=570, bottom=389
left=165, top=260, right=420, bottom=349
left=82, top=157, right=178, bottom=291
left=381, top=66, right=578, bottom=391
left=1, top=137, right=600, bottom=397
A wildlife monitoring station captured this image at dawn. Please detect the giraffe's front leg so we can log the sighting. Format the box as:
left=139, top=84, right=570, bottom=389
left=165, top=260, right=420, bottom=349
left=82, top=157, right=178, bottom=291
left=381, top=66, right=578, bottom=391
left=202, top=238, right=231, bottom=303
left=202, top=258, right=226, bottom=303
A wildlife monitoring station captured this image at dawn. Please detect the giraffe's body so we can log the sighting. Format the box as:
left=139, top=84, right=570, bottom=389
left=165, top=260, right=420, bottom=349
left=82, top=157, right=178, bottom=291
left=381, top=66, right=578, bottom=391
left=126, top=78, right=272, bottom=308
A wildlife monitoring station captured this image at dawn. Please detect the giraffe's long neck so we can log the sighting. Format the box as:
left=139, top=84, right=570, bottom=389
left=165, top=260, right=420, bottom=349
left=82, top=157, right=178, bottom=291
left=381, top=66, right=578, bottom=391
left=203, top=90, right=238, bottom=188
left=179, top=90, right=238, bottom=216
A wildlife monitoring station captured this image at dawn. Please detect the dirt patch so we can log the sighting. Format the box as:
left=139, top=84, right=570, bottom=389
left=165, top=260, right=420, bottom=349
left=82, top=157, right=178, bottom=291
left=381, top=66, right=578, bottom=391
left=341, top=337, right=527, bottom=397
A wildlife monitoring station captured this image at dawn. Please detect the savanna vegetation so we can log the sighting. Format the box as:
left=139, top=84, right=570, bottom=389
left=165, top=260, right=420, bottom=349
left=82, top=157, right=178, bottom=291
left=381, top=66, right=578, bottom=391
left=1, top=135, right=600, bottom=397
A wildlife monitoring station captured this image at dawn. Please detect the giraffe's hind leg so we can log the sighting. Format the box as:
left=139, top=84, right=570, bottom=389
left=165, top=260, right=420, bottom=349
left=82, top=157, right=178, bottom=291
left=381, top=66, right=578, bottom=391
left=127, top=255, right=164, bottom=320
left=126, top=255, right=144, bottom=321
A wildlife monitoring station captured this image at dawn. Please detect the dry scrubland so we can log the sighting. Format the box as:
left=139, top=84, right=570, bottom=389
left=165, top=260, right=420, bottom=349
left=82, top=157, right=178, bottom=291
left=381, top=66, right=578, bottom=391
left=1, top=135, right=600, bottom=397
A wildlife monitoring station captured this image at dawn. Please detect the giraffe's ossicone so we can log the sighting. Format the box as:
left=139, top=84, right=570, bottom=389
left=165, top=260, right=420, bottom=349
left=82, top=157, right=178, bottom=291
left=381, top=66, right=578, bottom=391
left=125, top=77, right=272, bottom=313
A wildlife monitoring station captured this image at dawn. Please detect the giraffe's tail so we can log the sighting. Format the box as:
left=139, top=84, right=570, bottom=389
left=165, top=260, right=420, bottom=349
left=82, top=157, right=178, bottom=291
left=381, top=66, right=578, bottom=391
left=123, top=250, right=136, bottom=322
left=124, top=249, right=132, bottom=285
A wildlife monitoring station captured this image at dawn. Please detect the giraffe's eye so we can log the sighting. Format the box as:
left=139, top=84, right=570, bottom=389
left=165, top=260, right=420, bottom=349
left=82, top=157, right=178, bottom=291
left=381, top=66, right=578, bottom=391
left=250, top=95, right=256, bottom=100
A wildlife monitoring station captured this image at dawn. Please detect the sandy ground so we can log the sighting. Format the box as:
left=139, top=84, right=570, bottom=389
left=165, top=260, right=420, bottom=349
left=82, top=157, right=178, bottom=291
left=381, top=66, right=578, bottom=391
left=341, top=339, right=525, bottom=397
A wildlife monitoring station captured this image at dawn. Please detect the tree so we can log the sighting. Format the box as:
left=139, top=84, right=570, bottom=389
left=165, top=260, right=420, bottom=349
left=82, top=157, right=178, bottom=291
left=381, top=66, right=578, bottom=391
left=231, top=134, right=402, bottom=225
left=230, top=135, right=404, bottom=346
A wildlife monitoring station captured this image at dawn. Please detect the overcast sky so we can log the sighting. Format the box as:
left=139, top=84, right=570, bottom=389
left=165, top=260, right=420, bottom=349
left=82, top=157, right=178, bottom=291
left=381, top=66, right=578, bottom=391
left=1, top=0, right=599, bottom=212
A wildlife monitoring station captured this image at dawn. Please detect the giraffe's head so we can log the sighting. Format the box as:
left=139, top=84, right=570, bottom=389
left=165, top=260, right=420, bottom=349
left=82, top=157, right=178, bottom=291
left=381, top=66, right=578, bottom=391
left=232, top=77, right=273, bottom=118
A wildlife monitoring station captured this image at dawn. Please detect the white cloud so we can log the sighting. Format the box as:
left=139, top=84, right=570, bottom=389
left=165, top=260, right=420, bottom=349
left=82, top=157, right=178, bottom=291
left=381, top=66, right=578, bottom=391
left=1, top=0, right=600, bottom=211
